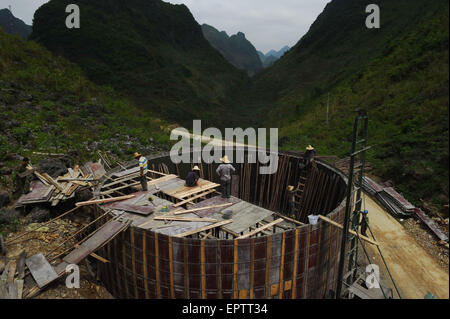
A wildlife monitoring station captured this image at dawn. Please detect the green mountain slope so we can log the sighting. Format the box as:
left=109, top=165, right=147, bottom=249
left=202, top=24, right=263, bottom=76
left=30, top=0, right=248, bottom=128
left=0, top=29, right=170, bottom=165
left=248, top=0, right=449, bottom=206
left=0, top=8, right=32, bottom=39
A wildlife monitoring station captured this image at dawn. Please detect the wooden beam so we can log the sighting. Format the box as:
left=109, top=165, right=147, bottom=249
left=175, top=220, right=233, bottom=238
left=75, top=195, right=135, bottom=207
left=153, top=216, right=218, bottom=223
left=174, top=189, right=216, bottom=207
left=33, top=171, right=49, bottom=186
left=237, top=219, right=284, bottom=239
left=41, top=173, right=64, bottom=192
left=173, top=203, right=234, bottom=215
left=273, top=212, right=305, bottom=226
left=318, top=215, right=379, bottom=246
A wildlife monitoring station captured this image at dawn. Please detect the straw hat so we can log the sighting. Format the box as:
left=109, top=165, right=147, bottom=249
left=193, top=166, right=200, bottom=171
left=306, top=145, right=314, bottom=151
left=134, top=152, right=142, bottom=159
left=287, top=185, right=294, bottom=192
left=220, top=155, right=231, bottom=164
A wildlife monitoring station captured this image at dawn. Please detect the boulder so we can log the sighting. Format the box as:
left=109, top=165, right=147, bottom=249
left=0, top=208, right=21, bottom=225
left=29, top=206, right=51, bottom=223
left=0, top=166, right=12, bottom=175
left=0, top=190, right=10, bottom=208
left=35, top=158, right=68, bottom=178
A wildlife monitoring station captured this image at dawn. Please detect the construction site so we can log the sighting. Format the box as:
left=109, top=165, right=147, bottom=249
left=0, top=115, right=448, bottom=300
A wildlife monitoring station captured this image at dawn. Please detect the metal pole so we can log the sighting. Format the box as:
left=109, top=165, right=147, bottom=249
left=336, top=116, right=359, bottom=298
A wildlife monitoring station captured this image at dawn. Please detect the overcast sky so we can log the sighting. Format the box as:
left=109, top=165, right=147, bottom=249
left=1, top=0, right=330, bottom=53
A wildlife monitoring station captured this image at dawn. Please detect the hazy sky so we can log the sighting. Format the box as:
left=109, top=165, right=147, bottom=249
left=1, top=0, right=330, bottom=53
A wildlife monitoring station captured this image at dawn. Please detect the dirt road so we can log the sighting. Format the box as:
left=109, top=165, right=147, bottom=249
left=364, top=194, right=449, bottom=299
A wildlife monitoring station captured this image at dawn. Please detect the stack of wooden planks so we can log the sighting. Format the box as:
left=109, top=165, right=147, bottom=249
left=16, top=162, right=105, bottom=207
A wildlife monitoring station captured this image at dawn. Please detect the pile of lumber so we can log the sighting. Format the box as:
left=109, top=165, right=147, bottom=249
left=362, top=177, right=414, bottom=218
left=16, top=162, right=105, bottom=207
left=364, top=177, right=448, bottom=244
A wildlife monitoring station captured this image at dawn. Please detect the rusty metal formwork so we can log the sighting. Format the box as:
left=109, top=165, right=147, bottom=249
left=93, top=152, right=348, bottom=299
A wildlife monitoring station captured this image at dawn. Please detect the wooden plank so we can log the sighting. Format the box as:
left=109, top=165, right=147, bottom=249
left=7, top=261, right=16, bottom=284
left=318, top=215, right=379, bottom=246
left=63, top=220, right=126, bottom=265
left=223, top=202, right=274, bottom=234
left=174, top=189, right=216, bottom=207
left=41, top=173, right=64, bottom=192
left=75, top=195, right=135, bottom=207
left=103, top=202, right=154, bottom=216
left=174, top=220, right=233, bottom=238
left=237, top=219, right=284, bottom=239
left=17, top=251, right=26, bottom=279
left=173, top=203, right=234, bottom=215
left=34, top=171, right=50, bottom=186
left=273, top=212, right=305, bottom=226
left=153, top=216, right=218, bottom=223
left=414, top=208, right=448, bottom=242
left=25, top=253, right=58, bottom=289
left=15, top=279, right=24, bottom=299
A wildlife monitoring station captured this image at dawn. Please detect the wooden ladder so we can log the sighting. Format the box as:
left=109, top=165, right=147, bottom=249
left=294, top=171, right=308, bottom=205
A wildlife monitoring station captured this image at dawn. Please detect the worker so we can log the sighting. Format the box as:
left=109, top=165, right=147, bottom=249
left=134, top=152, right=148, bottom=191
left=186, top=166, right=201, bottom=187
left=15, top=157, right=33, bottom=196
left=299, top=145, right=317, bottom=171
left=287, top=185, right=298, bottom=218
left=360, top=209, right=369, bottom=236
left=216, top=155, right=235, bottom=198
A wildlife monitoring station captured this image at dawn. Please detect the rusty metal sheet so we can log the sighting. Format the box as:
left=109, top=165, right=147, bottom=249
left=415, top=208, right=448, bottom=242
left=25, top=253, right=59, bottom=288
left=63, top=220, right=125, bottom=265
left=89, top=162, right=107, bottom=179
left=382, top=187, right=415, bottom=211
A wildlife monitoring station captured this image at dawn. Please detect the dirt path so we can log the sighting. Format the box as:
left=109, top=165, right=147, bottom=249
left=363, top=194, right=449, bottom=299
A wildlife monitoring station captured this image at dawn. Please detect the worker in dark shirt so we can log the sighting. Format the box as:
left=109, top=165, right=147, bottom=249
left=299, top=145, right=317, bottom=171
left=360, top=210, right=369, bottom=236
left=15, top=157, right=33, bottom=196
left=185, top=166, right=201, bottom=187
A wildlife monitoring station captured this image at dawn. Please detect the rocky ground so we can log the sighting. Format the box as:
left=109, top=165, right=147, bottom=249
left=2, top=213, right=114, bottom=299
left=401, top=217, right=449, bottom=270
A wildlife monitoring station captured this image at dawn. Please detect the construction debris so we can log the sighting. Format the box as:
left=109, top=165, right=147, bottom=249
left=15, top=162, right=104, bottom=208
left=362, top=176, right=414, bottom=218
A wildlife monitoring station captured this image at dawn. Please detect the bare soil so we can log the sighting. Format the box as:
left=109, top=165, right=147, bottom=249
left=363, top=194, right=449, bottom=299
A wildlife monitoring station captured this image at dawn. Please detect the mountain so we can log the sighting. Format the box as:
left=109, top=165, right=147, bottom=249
left=247, top=0, right=449, bottom=207
left=0, top=28, right=169, bottom=165
left=30, top=0, right=248, bottom=128
left=201, top=24, right=263, bottom=76
left=0, top=8, right=32, bottom=39
left=266, top=46, right=291, bottom=59
left=257, top=46, right=290, bottom=68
